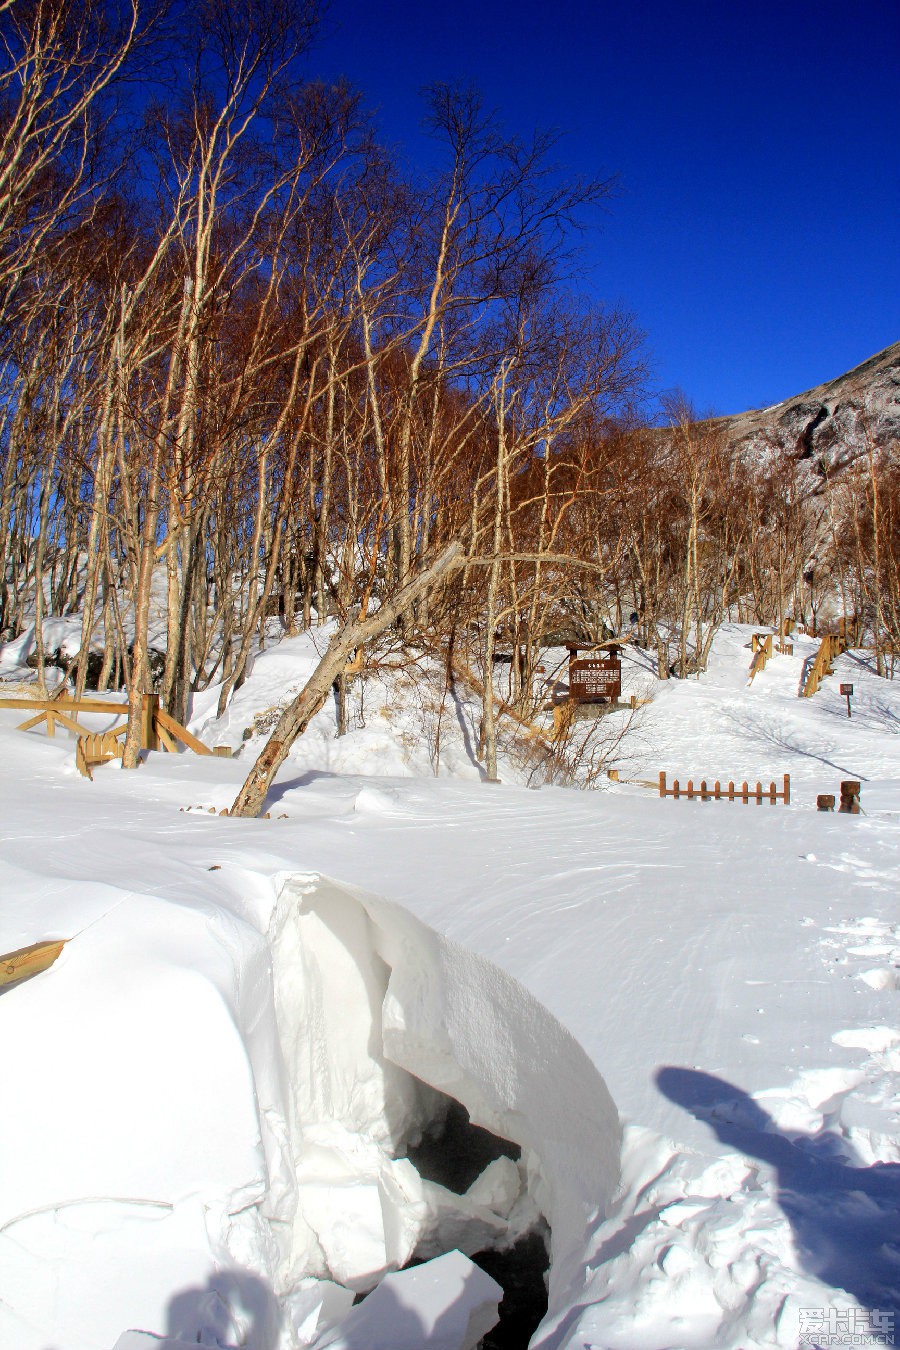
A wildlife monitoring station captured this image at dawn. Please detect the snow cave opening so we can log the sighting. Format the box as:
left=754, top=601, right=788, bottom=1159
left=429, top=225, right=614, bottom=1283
left=269, top=876, right=620, bottom=1346
left=405, top=1094, right=551, bottom=1347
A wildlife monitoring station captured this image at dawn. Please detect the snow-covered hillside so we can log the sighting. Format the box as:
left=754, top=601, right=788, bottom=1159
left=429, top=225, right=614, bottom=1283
left=1, top=624, right=898, bottom=1350
left=719, top=338, right=900, bottom=472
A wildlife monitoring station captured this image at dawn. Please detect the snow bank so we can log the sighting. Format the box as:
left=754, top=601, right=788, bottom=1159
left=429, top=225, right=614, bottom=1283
left=0, top=863, right=620, bottom=1349
left=270, top=876, right=620, bottom=1312
left=4, top=615, right=900, bottom=1349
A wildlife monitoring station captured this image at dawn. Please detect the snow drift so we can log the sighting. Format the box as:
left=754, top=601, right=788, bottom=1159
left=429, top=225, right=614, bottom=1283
left=0, top=869, right=620, bottom=1349
left=269, top=878, right=620, bottom=1306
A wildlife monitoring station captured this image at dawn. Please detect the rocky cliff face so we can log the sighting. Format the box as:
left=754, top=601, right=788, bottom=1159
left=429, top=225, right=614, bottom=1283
left=718, top=340, right=900, bottom=476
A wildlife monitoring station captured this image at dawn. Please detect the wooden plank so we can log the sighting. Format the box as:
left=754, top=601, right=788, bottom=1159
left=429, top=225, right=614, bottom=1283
left=153, top=706, right=212, bottom=756
left=154, top=719, right=179, bottom=754
left=16, top=710, right=51, bottom=732
left=748, top=649, right=767, bottom=682
left=75, top=737, right=92, bottom=779
left=0, top=696, right=127, bottom=713
left=0, top=939, right=66, bottom=988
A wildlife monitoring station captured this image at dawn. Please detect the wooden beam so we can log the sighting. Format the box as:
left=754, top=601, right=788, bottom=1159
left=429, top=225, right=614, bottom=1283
left=154, top=719, right=179, bottom=753
left=16, top=710, right=52, bottom=732
left=154, top=706, right=212, bottom=756
left=0, top=939, right=66, bottom=988
left=75, top=737, right=92, bottom=779
left=0, top=697, right=128, bottom=714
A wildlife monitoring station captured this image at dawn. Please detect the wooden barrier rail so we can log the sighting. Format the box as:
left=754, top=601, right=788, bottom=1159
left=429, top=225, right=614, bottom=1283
left=801, top=634, right=845, bottom=698
left=0, top=692, right=214, bottom=776
left=748, top=632, right=773, bottom=683
left=659, top=771, right=790, bottom=805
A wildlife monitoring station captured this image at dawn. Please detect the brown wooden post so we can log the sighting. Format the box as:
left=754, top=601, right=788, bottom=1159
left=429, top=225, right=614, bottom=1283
left=687, top=779, right=694, bottom=799
left=755, top=782, right=763, bottom=804
left=0, top=939, right=66, bottom=988
left=714, top=780, right=721, bottom=799
left=141, top=694, right=160, bottom=752
left=741, top=781, right=749, bottom=802
left=673, top=779, right=680, bottom=799
left=839, top=780, right=861, bottom=814
left=659, top=771, right=666, bottom=797
left=728, top=781, right=735, bottom=800
left=817, top=794, right=835, bottom=811
left=700, top=779, right=708, bottom=800
left=783, top=774, right=790, bottom=805
left=768, top=781, right=776, bottom=803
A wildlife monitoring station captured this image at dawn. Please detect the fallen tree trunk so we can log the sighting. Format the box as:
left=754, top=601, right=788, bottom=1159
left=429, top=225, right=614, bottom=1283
left=229, top=542, right=464, bottom=818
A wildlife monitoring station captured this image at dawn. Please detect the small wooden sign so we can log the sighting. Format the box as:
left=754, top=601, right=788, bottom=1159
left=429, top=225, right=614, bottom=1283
left=570, top=657, right=621, bottom=702
left=840, top=682, right=854, bottom=718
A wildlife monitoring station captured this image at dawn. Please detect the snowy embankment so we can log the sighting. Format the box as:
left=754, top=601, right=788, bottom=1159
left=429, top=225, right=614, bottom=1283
left=1, top=622, right=898, bottom=1349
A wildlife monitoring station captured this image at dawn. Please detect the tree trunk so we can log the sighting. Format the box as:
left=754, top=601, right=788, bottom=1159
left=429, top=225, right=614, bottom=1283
left=229, top=541, right=463, bottom=817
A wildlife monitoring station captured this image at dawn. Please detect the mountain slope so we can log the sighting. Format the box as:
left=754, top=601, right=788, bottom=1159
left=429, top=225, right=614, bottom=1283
left=718, top=339, right=900, bottom=472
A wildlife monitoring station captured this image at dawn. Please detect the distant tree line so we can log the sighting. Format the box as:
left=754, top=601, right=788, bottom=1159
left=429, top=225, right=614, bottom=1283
left=0, top=0, right=897, bottom=769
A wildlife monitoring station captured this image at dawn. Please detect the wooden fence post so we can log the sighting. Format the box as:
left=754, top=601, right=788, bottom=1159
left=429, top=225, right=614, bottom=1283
left=141, top=694, right=160, bottom=752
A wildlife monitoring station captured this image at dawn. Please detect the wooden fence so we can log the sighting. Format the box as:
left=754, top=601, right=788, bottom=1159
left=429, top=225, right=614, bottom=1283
left=659, top=771, right=790, bottom=805
left=0, top=692, right=217, bottom=777
left=801, top=634, right=845, bottom=698
left=748, top=632, right=795, bottom=682
left=748, top=633, right=773, bottom=682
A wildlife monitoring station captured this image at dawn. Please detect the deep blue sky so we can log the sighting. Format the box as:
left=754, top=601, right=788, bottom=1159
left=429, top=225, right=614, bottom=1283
left=305, top=0, right=899, bottom=416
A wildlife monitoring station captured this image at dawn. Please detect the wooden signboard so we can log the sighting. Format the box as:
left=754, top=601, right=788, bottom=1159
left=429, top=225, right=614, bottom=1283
left=569, top=656, right=621, bottom=703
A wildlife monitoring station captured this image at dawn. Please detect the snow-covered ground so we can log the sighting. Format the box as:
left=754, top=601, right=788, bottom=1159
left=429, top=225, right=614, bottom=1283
left=1, top=623, right=898, bottom=1349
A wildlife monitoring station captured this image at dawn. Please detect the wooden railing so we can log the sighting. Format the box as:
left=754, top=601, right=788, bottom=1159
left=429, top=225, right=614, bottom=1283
left=748, top=633, right=773, bottom=683
left=659, top=771, right=790, bottom=805
left=801, top=634, right=845, bottom=698
left=0, top=692, right=216, bottom=777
